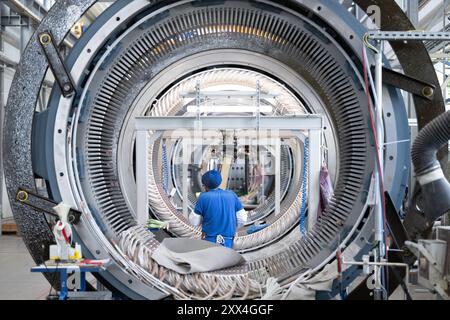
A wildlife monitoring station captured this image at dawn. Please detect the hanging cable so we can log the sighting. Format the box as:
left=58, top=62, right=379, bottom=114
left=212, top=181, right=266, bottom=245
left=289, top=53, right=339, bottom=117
left=299, top=138, right=309, bottom=235
left=162, top=140, right=169, bottom=193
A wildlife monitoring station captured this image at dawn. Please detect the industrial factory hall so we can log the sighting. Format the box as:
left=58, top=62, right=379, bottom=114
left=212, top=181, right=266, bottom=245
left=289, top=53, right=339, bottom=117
left=1, top=0, right=450, bottom=306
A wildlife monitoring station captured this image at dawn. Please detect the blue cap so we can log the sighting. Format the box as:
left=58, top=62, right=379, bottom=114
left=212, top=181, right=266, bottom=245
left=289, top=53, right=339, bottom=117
left=202, top=170, right=222, bottom=190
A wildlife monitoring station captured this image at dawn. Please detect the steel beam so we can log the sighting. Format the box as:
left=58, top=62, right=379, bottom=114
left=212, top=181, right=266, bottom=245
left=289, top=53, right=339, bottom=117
left=0, top=52, right=54, bottom=88
left=368, top=31, right=450, bottom=41
left=0, top=40, right=19, bottom=69
left=136, top=131, right=150, bottom=226
left=406, top=0, right=419, bottom=28
left=375, top=42, right=385, bottom=247
left=274, top=137, right=281, bottom=217
left=0, top=29, right=20, bottom=49
left=307, top=129, right=321, bottom=230
left=135, top=116, right=323, bottom=131
left=182, top=139, right=190, bottom=218
left=180, top=91, right=279, bottom=99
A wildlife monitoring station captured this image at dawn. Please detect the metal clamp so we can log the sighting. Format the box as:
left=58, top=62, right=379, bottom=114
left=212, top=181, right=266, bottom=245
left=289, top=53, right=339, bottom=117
left=375, top=67, right=436, bottom=101
left=38, top=31, right=76, bottom=98
left=15, top=188, right=82, bottom=225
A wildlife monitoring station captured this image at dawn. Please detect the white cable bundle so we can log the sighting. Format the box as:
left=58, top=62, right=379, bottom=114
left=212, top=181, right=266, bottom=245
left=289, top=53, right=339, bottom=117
left=261, top=277, right=283, bottom=300
left=117, top=226, right=263, bottom=300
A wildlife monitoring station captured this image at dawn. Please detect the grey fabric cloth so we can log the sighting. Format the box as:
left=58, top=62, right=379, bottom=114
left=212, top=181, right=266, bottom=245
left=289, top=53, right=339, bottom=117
left=283, top=263, right=337, bottom=300
left=261, top=263, right=338, bottom=300
left=151, top=238, right=245, bottom=274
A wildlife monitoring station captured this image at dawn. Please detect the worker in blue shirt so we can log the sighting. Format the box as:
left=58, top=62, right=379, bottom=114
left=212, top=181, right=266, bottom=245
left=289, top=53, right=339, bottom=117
left=189, top=170, right=248, bottom=248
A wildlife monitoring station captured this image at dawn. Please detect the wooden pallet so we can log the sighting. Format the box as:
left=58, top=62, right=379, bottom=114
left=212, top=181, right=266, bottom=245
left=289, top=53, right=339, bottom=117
left=1, top=222, right=18, bottom=235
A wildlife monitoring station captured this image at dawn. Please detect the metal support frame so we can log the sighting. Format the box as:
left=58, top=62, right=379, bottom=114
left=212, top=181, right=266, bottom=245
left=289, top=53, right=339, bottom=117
left=182, top=138, right=190, bottom=218
left=274, top=137, right=281, bottom=217
left=135, top=116, right=323, bottom=227
left=367, top=39, right=386, bottom=300
left=351, top=4, right=447, bottom=299
left=374, top=41, right=384, bottom=246
left=405, top=240, right=450, bottom=299
left=136, top=131, right=150, bottom=225
left=308, top=129, right=321, bottom=229
left=367, top=30, right=450, bottom=300
left=255, top=82, right=264, bottom=206
left=367, top=30, right=450, bottom=210
left=406, top=0, right=419, bottom=28
left=342, top=259, right=410, bottom=300
left=405, top=0, right=419, bottom=199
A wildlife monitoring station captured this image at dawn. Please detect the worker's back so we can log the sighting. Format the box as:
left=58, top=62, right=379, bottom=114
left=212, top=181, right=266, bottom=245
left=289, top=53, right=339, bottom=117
left=194, top=189, right=243, bottom=240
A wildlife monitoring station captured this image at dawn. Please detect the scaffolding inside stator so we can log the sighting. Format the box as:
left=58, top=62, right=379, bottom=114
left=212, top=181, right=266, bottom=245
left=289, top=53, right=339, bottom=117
left=155, top=82, right=301, bottom=224
left=135, top=110, right=323, bottom=249
left=158, top=129, right=299, bottom=225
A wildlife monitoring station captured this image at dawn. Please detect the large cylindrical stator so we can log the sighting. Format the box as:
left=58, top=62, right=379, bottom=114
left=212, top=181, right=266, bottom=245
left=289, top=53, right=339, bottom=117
left=5, top=0, right=439, bottom=299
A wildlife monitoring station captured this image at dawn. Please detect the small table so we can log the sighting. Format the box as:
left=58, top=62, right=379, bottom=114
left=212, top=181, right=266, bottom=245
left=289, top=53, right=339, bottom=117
left=31, top=262, right=106, bottom=300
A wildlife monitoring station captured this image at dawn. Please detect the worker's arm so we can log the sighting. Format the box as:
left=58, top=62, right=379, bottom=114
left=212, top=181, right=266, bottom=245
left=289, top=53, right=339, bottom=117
left=190, top=194, right=204, bottom=227
left=234, top=193, right=248, bottom=226
left=236, top=208, right=248, bottom=226
left=189, top=210, right=203, bottom=227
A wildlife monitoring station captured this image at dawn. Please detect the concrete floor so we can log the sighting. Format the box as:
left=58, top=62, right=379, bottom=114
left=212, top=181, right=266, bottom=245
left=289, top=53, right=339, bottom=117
left=0, top=235, right=50, bottom=300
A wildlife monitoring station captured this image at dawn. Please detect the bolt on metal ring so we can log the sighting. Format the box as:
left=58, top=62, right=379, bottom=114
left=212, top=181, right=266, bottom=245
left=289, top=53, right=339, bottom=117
left=16, top=190, right=29, bottom=202
left=63, top=83, right=72, bottom=92
left=39, top=33, right=52, bottom=46
left=422, top=86, right=435, bottom=98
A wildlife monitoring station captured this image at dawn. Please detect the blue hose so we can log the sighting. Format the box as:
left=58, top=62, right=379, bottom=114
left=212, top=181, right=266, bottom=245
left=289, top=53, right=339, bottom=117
left=246, top=224, right=268, bottom=234
left=299, top=138, right=309, bottom=235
